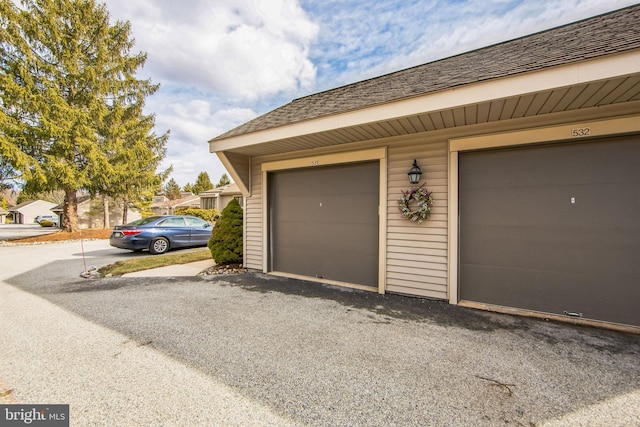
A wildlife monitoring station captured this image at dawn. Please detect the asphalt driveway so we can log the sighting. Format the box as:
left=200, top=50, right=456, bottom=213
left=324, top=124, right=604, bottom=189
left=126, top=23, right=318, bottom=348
left=1, top=241, right=639, bottom=426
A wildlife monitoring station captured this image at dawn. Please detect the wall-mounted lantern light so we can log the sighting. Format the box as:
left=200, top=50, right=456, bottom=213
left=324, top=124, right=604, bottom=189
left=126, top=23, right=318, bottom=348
left=408, top=159, right=422, bottom=185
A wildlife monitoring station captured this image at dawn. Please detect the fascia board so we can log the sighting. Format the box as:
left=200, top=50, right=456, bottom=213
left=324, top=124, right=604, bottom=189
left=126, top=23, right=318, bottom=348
left=208, top=50, right=640, bottom=152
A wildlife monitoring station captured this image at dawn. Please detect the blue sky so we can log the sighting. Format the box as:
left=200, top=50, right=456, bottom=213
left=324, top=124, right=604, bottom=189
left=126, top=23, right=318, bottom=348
left=102, top=0, right=636, bottom=187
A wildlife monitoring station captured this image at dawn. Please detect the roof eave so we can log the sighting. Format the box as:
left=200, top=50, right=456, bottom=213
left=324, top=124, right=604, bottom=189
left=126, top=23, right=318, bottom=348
left=209, top=50, right=640, bottom=154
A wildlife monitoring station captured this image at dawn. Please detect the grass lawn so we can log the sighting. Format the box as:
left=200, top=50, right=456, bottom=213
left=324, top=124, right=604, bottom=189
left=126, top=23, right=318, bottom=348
left=98, top=249, right=212, bottom=276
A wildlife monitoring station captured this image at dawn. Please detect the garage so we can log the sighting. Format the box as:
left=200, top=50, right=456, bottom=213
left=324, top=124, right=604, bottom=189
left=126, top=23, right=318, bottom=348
left=458, top=135, right=640, bottom=326
left=268, top=161, right=379, bottom=288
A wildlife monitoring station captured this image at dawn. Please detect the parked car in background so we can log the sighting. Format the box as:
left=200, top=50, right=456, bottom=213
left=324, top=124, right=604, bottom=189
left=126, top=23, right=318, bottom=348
left=35, top=215, right=59, bottom=227
left=109, top=215, right=213, bottom=255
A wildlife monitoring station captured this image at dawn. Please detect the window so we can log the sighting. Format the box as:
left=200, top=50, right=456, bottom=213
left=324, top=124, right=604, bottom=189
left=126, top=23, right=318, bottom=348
left=128, top=216, right=162, bottom=226
left=159, top=217, right=186, bottom=227
left=201, top=197, right=217, bottom=210
left=185, top=217, right=208, bottom=227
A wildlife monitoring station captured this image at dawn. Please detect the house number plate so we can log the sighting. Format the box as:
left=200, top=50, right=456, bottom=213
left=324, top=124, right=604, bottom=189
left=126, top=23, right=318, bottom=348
left=311, top=160, right=319, bottom=166
left=571, top=127, right=591, bottom=137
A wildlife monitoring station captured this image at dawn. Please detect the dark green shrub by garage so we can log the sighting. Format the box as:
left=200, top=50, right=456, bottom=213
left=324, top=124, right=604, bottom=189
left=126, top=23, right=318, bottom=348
left=208, top=198, right=243, bottom=265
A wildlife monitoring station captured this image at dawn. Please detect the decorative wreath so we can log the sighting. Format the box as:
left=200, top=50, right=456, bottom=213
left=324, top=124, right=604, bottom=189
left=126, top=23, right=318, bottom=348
left=398, top=186, right=434, bottom=224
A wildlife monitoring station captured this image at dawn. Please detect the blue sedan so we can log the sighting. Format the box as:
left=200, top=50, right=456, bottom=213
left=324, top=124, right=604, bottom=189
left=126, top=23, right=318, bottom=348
left=110, top=215, right=213, bottom=255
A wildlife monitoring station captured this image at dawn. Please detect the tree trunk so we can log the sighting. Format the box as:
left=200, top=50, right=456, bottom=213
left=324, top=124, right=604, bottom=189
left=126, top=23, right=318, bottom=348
left=122, top=196, right=129, bottom=225
left=62, top=189, right=78, bottom=232
left=102, top=196, right=110, bottom=229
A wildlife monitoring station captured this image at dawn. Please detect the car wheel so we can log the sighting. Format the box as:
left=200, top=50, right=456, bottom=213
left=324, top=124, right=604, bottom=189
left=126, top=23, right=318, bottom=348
left=149, top=237, right=169, bottom=255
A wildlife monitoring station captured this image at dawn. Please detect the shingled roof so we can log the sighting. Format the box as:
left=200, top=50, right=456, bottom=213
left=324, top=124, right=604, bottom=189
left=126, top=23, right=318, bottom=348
left=212, top=4, right=640, bottom=142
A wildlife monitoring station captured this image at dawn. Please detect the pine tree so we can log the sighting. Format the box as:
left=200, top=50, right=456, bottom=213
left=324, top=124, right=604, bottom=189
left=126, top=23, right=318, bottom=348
left=208, top=198, right=243, bottom=264
left=0, top=157, right=17, bottom=191
left=0, top=0, right=164, bottom=231
left=95, top=92, right=170, bottom=225
left=216, top=173, right=231, bottom=188
left=192, top=171, right=213, bottom=195
left=164, top=178, right=181, bottom=200
left=183, top=183, right=194, bottom=194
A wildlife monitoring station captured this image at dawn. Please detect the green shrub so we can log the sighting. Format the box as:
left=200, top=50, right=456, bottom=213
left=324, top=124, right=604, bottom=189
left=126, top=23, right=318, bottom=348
left=208, top=199, right=243, bottom=264
left=39, top=220, right=55, bottom=227
left=175, top=207, right=220, bottom=223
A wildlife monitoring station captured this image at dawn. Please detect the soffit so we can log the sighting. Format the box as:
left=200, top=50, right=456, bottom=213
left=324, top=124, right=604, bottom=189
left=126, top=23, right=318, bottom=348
left=221, top=73, right=640, bottom=158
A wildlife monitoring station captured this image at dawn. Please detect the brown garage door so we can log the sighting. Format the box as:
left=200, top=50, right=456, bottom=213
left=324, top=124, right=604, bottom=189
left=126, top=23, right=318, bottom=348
left=269, top=162, right=379, bottom=287
left=459, top=135, right=640, bottom=326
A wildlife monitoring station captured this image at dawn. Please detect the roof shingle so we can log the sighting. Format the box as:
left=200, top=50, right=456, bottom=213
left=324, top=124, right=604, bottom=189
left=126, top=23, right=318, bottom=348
left=212, top=5, right=640, bottom=142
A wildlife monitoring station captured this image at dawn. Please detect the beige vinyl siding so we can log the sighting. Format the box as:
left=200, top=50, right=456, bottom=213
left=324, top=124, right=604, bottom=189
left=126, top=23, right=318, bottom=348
left=244, top=160, right=263, bottom=270
left=242, top=140, right=448, bottom=297
left=386, top=141, right=448, bottom=299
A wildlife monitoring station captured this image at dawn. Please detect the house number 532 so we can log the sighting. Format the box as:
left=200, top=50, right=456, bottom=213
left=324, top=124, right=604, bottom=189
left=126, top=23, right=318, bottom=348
left=571, top=127, right=590, bottom=137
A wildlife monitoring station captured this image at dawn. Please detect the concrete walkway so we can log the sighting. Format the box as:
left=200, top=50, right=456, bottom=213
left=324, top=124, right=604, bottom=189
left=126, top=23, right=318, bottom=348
left=121, top=258, right=214, bottom=277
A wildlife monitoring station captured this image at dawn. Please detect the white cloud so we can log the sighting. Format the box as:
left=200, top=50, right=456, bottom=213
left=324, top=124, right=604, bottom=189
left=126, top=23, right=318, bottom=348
left=105, top=0, right=318, bottom=100
left=393, top=0, right=639, bottom=71
left=99, top=0, right=637, bottom=189
left=102, top=0, right=318, bottom=187
left=304, top=0, right=638, bottom=89
left=145, top=91, right=259, bottom=187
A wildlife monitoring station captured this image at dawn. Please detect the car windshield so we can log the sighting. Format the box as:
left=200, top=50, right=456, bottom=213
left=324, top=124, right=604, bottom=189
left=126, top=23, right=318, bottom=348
left=126, top=216, right=161, bottom=226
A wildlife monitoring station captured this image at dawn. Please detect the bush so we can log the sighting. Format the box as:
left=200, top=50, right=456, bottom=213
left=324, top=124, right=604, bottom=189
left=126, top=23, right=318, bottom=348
left=39, top=220, right=55, bottom=227
left=175, top=207, right=220, bottom=223
left=208, top=199, right=243, bottom=264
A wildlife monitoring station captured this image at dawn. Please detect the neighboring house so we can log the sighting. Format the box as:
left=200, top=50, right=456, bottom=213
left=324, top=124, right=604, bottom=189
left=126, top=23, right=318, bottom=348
left=0, top=190, right=13, bottom=223
left=208, top=6, right=640, bottom=330
left=0, top=207, right=9, bottom=224
left=9, top=200, right=58, bottom=225
left=52, top=195, right=141, bottom=229
left=150, top=193, right=200, bottom=215
left=199, top=183, right=243, bottom=211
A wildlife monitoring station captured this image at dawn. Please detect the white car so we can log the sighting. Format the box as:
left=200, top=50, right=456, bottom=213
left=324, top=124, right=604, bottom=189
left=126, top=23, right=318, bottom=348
left=35, top=215, right=59, bottom=226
